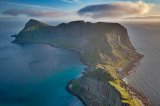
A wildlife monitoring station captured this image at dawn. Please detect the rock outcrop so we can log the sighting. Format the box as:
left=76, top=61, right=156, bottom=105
left=68, top=68, right=128, bottom=106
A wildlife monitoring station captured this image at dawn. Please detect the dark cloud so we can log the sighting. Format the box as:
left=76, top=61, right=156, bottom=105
left=2, top=8, right=68, bottom=18
left=78, top=1, right=152, bottom=19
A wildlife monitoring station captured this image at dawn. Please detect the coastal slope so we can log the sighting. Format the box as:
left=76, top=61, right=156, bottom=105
left=12, top=19, right=150, bottom=106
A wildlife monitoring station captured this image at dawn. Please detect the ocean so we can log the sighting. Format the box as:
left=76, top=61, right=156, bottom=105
left=0, top=27, right=84, bottom=106
left=124, top=22, right=160, bottom=106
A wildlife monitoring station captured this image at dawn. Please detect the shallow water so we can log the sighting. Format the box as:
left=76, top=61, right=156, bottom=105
left=0, top=34, right=84, bottom=106
left=124, top=22, right=160, bottom=106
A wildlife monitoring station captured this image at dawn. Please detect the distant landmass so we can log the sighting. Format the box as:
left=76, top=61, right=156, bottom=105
left=12, top=19, right=151, bottom=106
left=126, top=16, right=160, bottom=19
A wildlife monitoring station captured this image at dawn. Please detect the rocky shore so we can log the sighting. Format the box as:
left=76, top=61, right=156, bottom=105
left=67, top=52, right=151, bottom=106
left=67, top=68, right=128, bottom=106
left=12, top=19, right=151, bottom=106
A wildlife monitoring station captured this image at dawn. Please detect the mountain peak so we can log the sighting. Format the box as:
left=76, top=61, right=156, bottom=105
left=22, top=19, right=49, bottom=32
left=26, top=19, right=48, bottom=27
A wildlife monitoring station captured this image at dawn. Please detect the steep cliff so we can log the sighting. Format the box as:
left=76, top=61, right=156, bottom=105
left=68, top=68, right=127, bottom=106
left=12, top=19, right=149, bottom=106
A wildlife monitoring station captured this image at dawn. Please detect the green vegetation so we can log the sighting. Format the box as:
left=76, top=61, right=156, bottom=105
left=84, top=64, right=144, bottom=106
left=95, top=44, right=144, bottom=106
left=71, top=81, right=80, bottom=91
left=22, top=19, right=49, bottom=32
left=109, top=80, right=143, bottom=106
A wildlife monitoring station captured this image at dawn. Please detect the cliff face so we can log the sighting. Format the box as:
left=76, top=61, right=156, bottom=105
left=68, top=68, right=128, bottom=106
left=12, top=19, right=145, bottom=106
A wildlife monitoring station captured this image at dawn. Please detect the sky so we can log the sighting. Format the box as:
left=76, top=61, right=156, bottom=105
left=0, top=0, right=160, bottom=22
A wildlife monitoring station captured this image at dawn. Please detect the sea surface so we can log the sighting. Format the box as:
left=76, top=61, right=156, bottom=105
left=124, top=22, right=160, bottom=106
left=0, top=27, right=84, bottom=105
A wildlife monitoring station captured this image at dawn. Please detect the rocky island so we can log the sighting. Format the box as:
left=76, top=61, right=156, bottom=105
left=12, top=19, right=150, bottom=106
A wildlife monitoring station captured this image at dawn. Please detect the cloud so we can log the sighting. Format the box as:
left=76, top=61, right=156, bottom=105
left=2, top=7, right=68, bottom=18
left=61, top=0, right=81, bottom=4
left=78, top=1, right=153, bottom=19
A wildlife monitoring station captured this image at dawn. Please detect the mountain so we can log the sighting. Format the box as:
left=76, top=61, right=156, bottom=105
left=12, top=19, right=133, bottom=65
left=22, top=19, right=49, bottom=32
left=126, top=15, right=160, bottom=20
left=12, top=19, right=150, bottom=106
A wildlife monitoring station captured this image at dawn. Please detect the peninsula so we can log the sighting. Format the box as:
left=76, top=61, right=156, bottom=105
left=12, top=19, right=150, bottom=106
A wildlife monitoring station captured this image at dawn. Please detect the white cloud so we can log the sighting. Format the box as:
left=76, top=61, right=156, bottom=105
left=1, top=2, right=69, bottom=18
left=78, top=1, right=153, bottom=19
left=2, top=8, right=68, bottom=18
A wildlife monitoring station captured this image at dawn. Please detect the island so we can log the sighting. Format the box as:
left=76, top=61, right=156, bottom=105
left=12, top=19, right=151, bottom=106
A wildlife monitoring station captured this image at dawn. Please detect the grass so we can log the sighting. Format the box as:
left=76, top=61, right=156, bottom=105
left=71, top=81, right=80, bottom=91
left=109, top=80, right=143, bottom=106
left=95, top=46, right=144, bottom=106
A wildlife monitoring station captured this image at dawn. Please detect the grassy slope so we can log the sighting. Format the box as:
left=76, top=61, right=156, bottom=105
left=96, top=45, right=143, bottom=106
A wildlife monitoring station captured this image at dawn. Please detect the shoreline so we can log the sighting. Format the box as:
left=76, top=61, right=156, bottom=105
left=12, top=40, right=89, bottom=66
left=12, top=41, right=88, bottom=106
left=13, top=41, right=151, bottom=106
left=119, top=54, right=151, bottom=106
left=122, top=54, right=144, bottom=77
left=67, top=81, right=87, bottom=106
left=67, top=51, right=151, bottom=106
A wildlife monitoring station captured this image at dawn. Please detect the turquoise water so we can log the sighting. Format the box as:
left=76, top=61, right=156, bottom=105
left=0, top=34, right=84, bottom=106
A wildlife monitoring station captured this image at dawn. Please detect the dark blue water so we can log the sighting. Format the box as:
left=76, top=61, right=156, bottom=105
left=0, top=33, right=84, bottom=106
